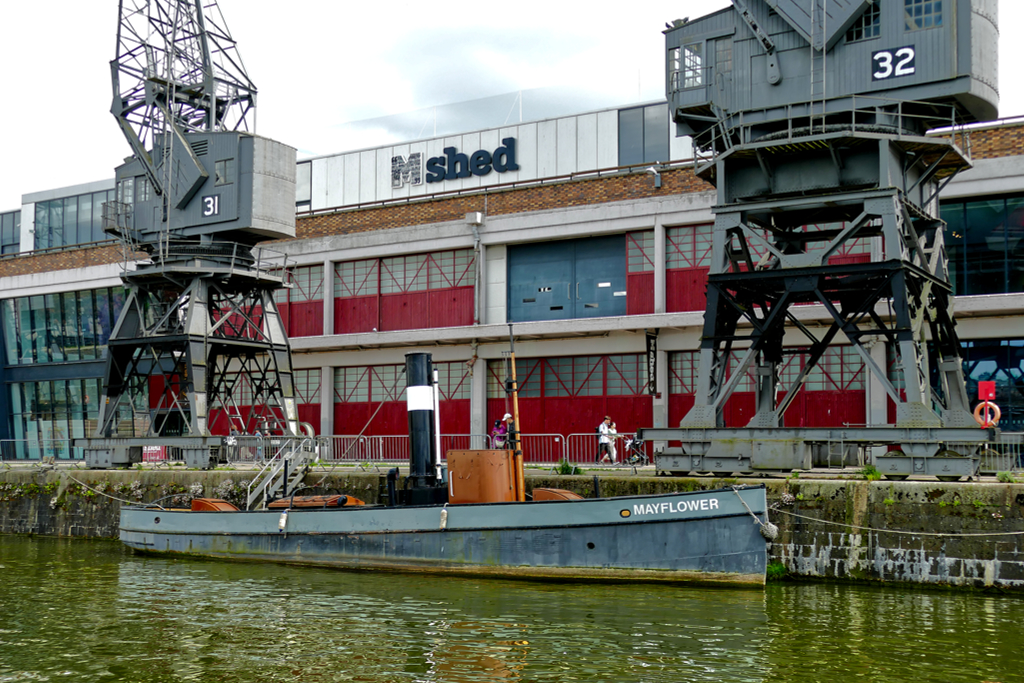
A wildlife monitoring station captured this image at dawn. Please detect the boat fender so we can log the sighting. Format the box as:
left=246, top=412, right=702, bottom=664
left=439, top=503, right=448, bottom=530
left=278, top=510, right=288, bottom=532
left=731, top=485, right=778, bottom=541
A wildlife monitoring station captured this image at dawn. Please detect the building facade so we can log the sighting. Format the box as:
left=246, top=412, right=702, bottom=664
left=1, top=103, right=1022, bottom=460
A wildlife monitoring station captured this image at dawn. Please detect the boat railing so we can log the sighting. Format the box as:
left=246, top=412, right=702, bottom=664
left=244, top=435, right=317, bottom=510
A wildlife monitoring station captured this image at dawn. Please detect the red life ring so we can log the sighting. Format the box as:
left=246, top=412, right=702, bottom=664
left=973, top=401, right=1001, bottom=428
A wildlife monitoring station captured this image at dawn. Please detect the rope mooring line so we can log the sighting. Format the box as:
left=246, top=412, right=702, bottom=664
left=731, top=486, right=779, bottom=540
left=773, top=507, right=1024, bottom=538
left=59, top=472, right=137, bottom=506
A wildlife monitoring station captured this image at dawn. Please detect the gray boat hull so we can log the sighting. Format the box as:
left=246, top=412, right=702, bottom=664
left=120, top=485, right=770, bottom=586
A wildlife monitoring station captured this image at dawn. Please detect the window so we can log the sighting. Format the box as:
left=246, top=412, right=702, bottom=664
left=618, top=104, right=669, bottom=167
left=847, top=2, right=881, bottom=41
left=715, top=37, right=733, bottom=74
left=117, top=178, right=134, bottom=206
left=682, top=43, right=703, bottom=88
left=215, top=158, right=235, bottom=186
left=904, top=0, right=941, bottom=31
left=0, top=210, right=20, bottom=254
left=137, top=176, right=152, bottom=203
left=941, top=194, right=1024, bottom=296
left=33, top=189, right=115, bottom=250
left=487, top=355, right=648, bottom=399
left=1, top=286, right=125, bottom=365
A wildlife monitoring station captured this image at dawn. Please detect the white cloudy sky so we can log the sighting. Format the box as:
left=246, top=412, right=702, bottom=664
left=0, top=0, right=1020, bottom=210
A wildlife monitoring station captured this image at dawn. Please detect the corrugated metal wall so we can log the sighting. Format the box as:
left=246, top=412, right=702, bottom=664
left=308, top=111, right=620, bottom=211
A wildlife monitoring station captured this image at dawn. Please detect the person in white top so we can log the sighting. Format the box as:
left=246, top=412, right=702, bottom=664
left=598, top=416, right=617, bottom=464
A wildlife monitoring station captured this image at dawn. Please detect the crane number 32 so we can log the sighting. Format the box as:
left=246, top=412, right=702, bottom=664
left=872, top=47, right=916, bottom=80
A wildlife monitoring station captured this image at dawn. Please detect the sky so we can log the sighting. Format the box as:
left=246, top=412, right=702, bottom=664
left=0, top=0, right=1021, bottom=211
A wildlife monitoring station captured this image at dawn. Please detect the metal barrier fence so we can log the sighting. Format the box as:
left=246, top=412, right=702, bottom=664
left=947, top=438, right=1023, bottom=474
left=2, top=433, right=1019, bottom=472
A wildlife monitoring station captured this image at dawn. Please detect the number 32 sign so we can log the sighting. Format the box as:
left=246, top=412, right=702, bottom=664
left=872, top=46, right=916, bottom=80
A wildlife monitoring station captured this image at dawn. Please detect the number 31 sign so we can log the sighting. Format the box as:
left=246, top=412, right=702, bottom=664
left=872, top=46, right=916, bottom=80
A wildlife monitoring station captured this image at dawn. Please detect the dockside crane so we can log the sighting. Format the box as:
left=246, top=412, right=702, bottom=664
left=82, top=0, right=301, bottom=472
left=642, top=0, right=1019, bottom=480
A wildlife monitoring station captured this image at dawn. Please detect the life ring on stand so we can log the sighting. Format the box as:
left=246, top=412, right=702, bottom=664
left=973, top=401, right=1001, bottom=428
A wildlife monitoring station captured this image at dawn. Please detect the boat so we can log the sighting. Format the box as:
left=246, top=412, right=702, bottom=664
left=118, top=351, right=775, bottom=587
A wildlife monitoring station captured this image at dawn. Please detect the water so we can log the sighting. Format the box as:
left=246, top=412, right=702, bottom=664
left=1, top=537, right=1021, bottom=683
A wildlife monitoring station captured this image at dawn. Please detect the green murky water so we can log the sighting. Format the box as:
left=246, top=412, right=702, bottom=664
left=1, top=536, right=1021, bottom=682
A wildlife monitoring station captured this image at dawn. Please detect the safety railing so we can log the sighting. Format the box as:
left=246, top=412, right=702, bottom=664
left=947, top=436, right=1023, bottom=474
left=4, top=433, right=1014, bottom=473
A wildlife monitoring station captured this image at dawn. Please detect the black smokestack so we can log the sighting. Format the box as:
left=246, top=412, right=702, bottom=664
left=405, top=352, right=436, bottom=484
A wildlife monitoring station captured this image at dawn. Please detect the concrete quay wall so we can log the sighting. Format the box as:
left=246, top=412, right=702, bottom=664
left=2, top=468, right=1022, bottom=590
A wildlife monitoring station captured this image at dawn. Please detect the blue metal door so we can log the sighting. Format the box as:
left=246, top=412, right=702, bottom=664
left=508, top=240, right=574, bottom=322
left=508, top=236, right=626, bottom=322
left=574, top=235, right=627, bottom=318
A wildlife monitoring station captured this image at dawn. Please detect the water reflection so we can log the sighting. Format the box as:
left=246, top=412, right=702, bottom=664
left=1, top=537, right=1022, bottom=682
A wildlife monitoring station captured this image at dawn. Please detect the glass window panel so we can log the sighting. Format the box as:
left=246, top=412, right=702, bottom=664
left=61, top=292, right=81, bottom=362
left=643, top=104, right=669, bottom=165
left=34, top=202, right=50, bottom=250
left=371, top=365, right=405, bottom=402
left=30, top=296, right=49, bottom=363
left=381, top=255, right=428, bottom=293
left=575, top=357, right=603, bottom=396
left=79, top=194, right=93, bottom=244
left=429, top=249, right=475, bottom=289
left=49, top=202, right=64, bottom=248
left=44, top=294, right=64, bottom=362
left=963, top=199, right=1006, bottom=295
left=669, top=351, right=699, bottom=394
left=607, top=355, right=646, bottom=396
left=904, top=0, right=942, bottom=30
left=543, top=358, right=572, bottom=397
left=1007, top=197, right=1024, bottom=294
left=92, top=192, right=106, bottom=243
left=2, top=299, right=18, bottom=365
left=683, top=42, right=703, bottom=88
left=64, top=197, right=78, bottom=246
left=334, top=367, right=370, bottom=403
left=335, top=259, right=379, bottom=298
left=17, top=297, right=33, bottom=364
left=79, top=290, right=97, bottom=360
left=618, top=107, right=644, bottom=168
left=112, top=287, right=126, bottom=325
left=95, top=289, right=112, bottom=356
left=941, top=202, right=966, bottom=295
left=627, top=231, right=655, bottom=273
left=715, top=37, right=733, bottom=73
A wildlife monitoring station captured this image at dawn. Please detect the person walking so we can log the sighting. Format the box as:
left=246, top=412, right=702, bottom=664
left=597, top=416, right=615, bottom=463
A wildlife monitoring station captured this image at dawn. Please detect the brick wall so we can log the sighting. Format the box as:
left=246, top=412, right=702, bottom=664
left=963, top=121, right=1024, bottom=159
left=292, top=167, right=712, bottom=241
left=0, top=244, right=126, bottom=279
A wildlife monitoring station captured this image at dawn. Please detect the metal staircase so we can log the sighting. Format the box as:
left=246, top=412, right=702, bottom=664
left=245, top=425, right=319, bottom=510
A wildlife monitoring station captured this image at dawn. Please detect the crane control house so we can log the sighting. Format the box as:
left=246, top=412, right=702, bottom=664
left=0, top=3, right=1021, bottom=468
